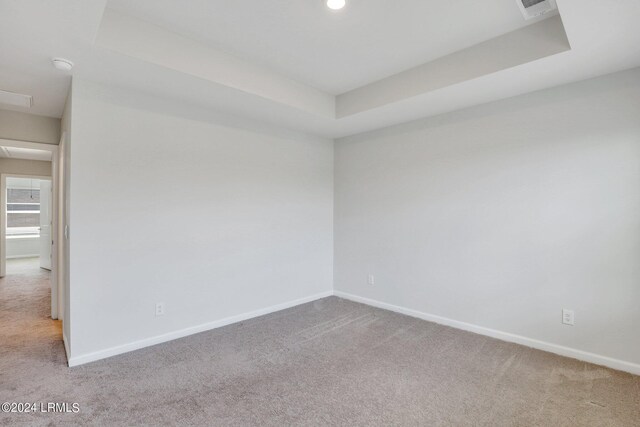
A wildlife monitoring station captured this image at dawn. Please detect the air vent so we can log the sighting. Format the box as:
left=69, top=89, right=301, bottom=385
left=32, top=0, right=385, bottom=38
left=516, top=0, right=557, bottom=20
left=0, top=89, right=32, bottom=109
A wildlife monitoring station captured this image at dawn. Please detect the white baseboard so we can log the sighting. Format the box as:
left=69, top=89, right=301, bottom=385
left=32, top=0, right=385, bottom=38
left=334, top=290, right=640, bottom=376
left=67, top=290, right=333, bottom=367
left=66, top=289, right=640, bottom=375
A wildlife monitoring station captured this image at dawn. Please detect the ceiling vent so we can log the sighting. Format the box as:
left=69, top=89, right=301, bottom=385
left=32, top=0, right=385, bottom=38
left=0, top=89, right=32, bottom=109
left=516, top=0, right=557, bottom=20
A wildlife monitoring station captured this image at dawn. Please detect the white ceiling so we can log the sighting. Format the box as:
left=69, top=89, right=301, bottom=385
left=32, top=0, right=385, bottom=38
left=106, top=0, right=547, bottom=94
left=0, top=0, right=639, bottom=139
left=0, top=0, right=106, bottom=117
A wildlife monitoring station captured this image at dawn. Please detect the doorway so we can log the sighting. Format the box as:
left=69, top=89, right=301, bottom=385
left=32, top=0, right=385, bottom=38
left=0, top=139, right=61, bottom=325
left=4, top=176, right=52, bottom=271
left=0, top=173, right=61, bottom=369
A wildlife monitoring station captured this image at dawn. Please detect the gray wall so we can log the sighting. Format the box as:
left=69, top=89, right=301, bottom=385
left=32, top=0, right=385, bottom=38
left=334, top=68, right=640, bottom=367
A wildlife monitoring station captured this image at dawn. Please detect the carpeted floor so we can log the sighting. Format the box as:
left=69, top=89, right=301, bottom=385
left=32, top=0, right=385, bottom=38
left=1, top=259, right=639, bottom=426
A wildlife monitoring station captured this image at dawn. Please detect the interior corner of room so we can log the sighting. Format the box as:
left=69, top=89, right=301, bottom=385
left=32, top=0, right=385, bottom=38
left=1, top=0, right=639, bottom=425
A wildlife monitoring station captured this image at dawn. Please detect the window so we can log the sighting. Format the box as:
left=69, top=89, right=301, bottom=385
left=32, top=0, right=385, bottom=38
left=6, top=188, right=40, bottom=237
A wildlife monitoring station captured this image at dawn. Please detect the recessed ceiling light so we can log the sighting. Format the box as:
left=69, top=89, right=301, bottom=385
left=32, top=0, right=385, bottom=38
left=326, top=0, right=346, bottom=10
left=52, top=58, right=74, bottom=71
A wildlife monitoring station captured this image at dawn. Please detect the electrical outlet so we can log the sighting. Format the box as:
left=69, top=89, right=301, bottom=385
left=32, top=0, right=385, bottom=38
left=368, top=274, right=375, bottom=285
left=562, top=309, right=574, bottom=326
left=155, top=302, right=165, bottom=317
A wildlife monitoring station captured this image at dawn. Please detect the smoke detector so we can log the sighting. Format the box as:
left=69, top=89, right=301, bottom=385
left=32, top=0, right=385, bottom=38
left=52, top=58, right=74, bottom=71
left=516, top=0, right=557, bottom=20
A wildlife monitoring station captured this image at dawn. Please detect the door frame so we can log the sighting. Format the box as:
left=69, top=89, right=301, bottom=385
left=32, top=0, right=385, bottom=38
left=38, top=178, right=53, bottom=270
left=0, top=138, right=60, bottom=320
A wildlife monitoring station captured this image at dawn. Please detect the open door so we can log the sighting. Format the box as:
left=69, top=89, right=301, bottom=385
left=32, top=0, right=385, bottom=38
left=39, top=180, right=52, bottom=270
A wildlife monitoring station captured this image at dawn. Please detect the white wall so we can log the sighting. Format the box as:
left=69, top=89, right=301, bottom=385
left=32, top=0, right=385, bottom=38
left=60, top=88, right=72, bottom=351
left=6, top=236, right=39, bottom=259
left=67, top=80, right=334, bottom=361
left=334, top=68, right=640, bottom=368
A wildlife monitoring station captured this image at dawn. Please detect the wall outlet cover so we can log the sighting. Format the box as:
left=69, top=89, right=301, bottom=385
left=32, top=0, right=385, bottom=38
left=156, top=303, right=165, bottom=316
left=562, top=309, right=574, bottom=326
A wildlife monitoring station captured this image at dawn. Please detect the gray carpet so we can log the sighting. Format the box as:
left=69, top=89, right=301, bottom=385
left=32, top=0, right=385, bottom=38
left=1, top=261, right=639, bottom=426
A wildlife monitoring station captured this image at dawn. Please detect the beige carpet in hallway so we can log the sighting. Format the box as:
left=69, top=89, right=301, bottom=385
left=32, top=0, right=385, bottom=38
left=0, top=257, right=63, bottom=367
left=1, top=261, right=638, bottom=426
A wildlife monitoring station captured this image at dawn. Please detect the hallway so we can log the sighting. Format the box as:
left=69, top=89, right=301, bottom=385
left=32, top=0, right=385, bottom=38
left=0, top=257, right=65, bottom=381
